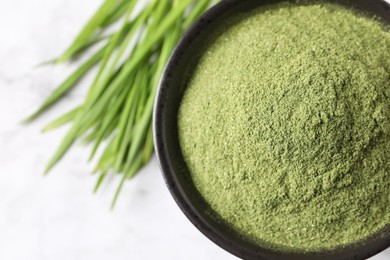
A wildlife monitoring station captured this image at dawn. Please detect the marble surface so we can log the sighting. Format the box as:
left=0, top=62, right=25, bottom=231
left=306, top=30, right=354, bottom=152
left=0, top=0, right=388, bottom=259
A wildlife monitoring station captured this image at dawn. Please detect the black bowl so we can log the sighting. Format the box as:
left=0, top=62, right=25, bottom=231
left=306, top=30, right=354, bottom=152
left=153, top=0, right=390, bottom=259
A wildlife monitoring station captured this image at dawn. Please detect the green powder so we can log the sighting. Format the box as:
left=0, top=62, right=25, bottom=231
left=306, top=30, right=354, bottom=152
left=178, top=2, right=390, bottom=252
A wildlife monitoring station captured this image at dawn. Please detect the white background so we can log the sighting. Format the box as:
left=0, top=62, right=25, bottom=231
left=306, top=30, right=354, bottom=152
left=0, top=0, right=389, bottom=259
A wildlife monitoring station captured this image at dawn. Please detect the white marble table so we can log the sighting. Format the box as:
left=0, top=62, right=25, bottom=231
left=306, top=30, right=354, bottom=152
left=0, top=0, right=388, bottom=259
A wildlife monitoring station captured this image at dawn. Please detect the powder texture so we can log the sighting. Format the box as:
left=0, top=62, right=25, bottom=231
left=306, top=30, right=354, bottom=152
left=178, top=2, right=390, bottom=252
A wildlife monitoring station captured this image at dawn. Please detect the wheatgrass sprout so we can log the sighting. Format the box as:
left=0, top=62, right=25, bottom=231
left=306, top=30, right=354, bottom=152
left=26, top=0, right=219, bottom=207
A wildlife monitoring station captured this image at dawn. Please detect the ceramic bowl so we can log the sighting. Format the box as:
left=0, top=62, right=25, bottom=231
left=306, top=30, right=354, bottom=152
left=153, top=0, right=390, bottom=259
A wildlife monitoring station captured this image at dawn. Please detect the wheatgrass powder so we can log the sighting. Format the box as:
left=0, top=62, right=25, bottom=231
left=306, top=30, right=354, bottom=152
left=178, top=2, right=390, bottom=252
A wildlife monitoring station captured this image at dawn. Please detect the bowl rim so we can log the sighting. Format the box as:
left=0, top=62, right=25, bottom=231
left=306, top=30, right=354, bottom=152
left=153, top=0, right=390, bottom=259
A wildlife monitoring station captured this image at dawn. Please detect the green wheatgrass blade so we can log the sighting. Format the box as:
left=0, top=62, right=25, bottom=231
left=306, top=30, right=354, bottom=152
left=85, top=114, right=120, bottom=146
left=75, top=82, right=126, bottom=138
left=94, top=171, right=107, bottom=193
left=44, top=93, right=110, bottom=173
left=79, top=65, right=138, bottom=144
left=43, top=63, right=121, bottom=136
left=25, top=16, right=140, bottom=123
left=146, top=0, right=170, bottom=30
left=47, top=11, right=137, bottom=65
left=58, top=0, right=120, bottom=63
left=89, top=0, right=165, bottom=167
left=90, top=88, right=126, bottom=147
left=44, top=68, right=125, bottom=174
left=41, top=35, right=108, bottom=66
left=81, top=121, right=104, bottom=143
left=66, top=14, right=140, bottom=63
left=44, top=123, right=80, bottom=174
left=102, top=117, right=120, bottom=140
left=81, top=0, right=179, bottom=123
left=111, top=37, right=162, bottom=171
left=32, top=0, right=220, bottom=203
left=88, top=80, right=133, bottom=160
left=143, top=125, right=154, bottom=163
left=82, top=127, right=100, bottom=144
left=114, top=98, right=138, bottom=172
left=94, top=138, right=117, bottom=173
left=84, top=2, right=156, bottom=111
left=114, top=65, right=150, bottom=171
left=183, top=0, right=213, bottom=28
left=91, top=0, right=192, bottom=114
left=101, top=0, right=134, bottom=28
left=80, top=65, right=126, bottom=145
left=43, top=3, right=142, bottom=174
left=122, top=15, right=183, bottom=172
left=114, top=1, right=169, bottom=171
left=83, top=0, right=191, bottom=174
left=129, top=22, right=183, bottom=154
left=111, top=150, right=144, bottom=208
left=112, top=7, right=185, bottom=205
left=135, top=71, right=150, bottom=120
left=66, top=35, right=109, bottom=62
left=111, top=53, right=151, bottom=154
left=23, top=47, right=105, bottom=123
left=42, top=107, right=81, bottom=132
left=84, top=1, right=139, bottom=106
left=112, top=70, right=144, bottom=171
left=127, top=152, right=145, bottom=179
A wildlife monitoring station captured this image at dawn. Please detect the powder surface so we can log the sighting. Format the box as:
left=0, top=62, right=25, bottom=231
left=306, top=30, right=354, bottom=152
left=178, top=2, right=390, bottom=252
